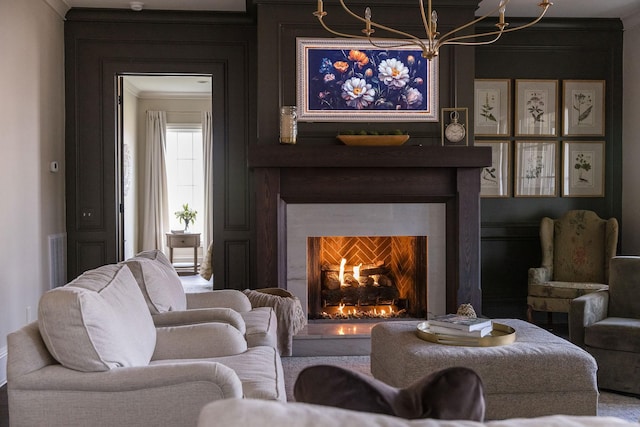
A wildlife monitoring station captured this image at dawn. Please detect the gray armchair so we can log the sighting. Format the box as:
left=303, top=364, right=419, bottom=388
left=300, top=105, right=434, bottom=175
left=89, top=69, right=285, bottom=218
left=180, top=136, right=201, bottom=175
left=570, top=256, right=640, bottom=395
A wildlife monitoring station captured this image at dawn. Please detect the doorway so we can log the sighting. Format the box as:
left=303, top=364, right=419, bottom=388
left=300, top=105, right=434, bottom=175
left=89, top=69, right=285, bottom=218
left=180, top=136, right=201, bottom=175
left=118, top=74, right=213, bottom=276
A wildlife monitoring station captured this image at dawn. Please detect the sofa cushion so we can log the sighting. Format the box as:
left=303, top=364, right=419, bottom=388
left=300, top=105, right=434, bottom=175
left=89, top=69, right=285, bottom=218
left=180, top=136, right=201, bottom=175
left=585, top=317, right=640, bottom=353
left=294, top=365, right=485, bottom=421
left=124, top=249, right=187, bottom=314
left=38, top=264, right=157, bottom=372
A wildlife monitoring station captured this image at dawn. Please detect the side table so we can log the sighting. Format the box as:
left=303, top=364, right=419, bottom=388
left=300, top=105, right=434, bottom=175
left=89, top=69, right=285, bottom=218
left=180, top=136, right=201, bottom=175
left=166, top=232, right=201, bottom=274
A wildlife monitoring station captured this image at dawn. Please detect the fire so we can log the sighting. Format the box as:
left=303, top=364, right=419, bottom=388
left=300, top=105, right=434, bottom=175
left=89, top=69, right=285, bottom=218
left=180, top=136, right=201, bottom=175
left=353, top=263, right=362, bottom=282
left=339, top=258, right=347, bottom=287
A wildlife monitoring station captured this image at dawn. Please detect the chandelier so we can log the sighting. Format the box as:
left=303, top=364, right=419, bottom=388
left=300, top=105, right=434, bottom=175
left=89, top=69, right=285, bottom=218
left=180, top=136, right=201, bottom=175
left=313, top=0, right=553, bottom=60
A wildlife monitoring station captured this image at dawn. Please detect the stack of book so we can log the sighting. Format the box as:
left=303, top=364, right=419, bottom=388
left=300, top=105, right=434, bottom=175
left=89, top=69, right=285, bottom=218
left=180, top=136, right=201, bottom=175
left=428, top=314, right=493, bottom=338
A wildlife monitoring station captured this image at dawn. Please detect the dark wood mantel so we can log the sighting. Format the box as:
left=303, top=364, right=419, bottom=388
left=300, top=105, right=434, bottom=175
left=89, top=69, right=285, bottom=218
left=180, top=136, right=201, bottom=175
left=249, top=144, right=491, bottom=314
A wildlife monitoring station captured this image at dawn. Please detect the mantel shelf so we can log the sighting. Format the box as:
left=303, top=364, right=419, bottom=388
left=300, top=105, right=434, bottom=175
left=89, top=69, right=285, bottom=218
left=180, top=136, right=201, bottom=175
left=248, top=144, right=492, bottom=169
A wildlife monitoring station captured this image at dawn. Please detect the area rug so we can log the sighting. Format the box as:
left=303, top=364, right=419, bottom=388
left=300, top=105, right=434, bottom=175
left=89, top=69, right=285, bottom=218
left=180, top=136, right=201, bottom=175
left=281, top=355, right=640, bottom=423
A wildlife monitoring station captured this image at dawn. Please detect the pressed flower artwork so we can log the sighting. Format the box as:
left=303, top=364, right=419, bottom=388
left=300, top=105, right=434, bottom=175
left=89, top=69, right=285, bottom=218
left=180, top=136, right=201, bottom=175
left=296, top=39, right=438, bottom=122
left=515, top=141, right=557, bottom=197
left=562, top=80, right=605, bottom=136
left=562, top=141, right=605, bottom=197
left=515, top=80, right=557, bottom=137
left=474, top=79, right=510, bottom=136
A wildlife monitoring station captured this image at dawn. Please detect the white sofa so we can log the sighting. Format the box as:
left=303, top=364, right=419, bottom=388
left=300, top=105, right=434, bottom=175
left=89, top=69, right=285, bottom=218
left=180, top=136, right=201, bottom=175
left=7, top=262, right=285, bottom=427
left=197, top=399, right=638, bottom=427
left=124, top=249, right=279, bottom=350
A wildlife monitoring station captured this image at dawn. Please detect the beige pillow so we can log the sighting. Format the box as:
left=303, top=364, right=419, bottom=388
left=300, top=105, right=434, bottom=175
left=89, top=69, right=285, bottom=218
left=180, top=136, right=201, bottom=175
left=124, top=249, right=187, bottom=314
left=38, top=264, right=157, bottom=372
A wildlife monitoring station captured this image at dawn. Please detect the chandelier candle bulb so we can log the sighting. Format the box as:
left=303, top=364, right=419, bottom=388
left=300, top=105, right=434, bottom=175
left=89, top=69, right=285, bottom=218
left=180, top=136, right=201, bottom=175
left=279, top=106, right=297, bottom=144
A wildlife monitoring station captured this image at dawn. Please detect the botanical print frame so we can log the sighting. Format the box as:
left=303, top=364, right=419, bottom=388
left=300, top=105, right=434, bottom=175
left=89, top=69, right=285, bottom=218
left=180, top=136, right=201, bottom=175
left=475, top=141, right=511, bottom=197
left=562, top=141, right=605, bottom=197
left=515, top=80, right=558, bottom=137
left=474, top=79, right=511, bottom=136
left=514, top=141, right=558, bottom=197
left=562, top=80, right=605, bottom=136
left=296, top=38, right=439, bottom=122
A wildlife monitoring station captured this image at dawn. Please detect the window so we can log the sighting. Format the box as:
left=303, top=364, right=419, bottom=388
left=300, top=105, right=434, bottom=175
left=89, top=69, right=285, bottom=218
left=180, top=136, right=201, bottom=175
left=165, top=126, right=204, bottom=237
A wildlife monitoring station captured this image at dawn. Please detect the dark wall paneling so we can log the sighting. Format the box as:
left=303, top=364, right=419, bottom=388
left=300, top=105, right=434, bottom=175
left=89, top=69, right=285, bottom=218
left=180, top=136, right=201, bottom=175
left=75, top=241, right=106, bottom=275
left=65, top=10, right=257, bottom=289
left=225, top=240, right=252, bottom=290
left=476, top=18, right=623, bottom=319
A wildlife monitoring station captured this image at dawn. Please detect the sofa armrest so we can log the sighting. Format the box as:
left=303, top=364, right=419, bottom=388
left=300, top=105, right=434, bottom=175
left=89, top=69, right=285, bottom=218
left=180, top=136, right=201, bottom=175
left=153, top=323, right=248, bottom=360
left=186, top=290, right=252, bottom=312
left=11, top=361, right=242, bottom=396
left=152, top=308, right=246, bottom=334
left=569, top=291, right=609, bottom=347
left=528, top=266, right=552, bottom=285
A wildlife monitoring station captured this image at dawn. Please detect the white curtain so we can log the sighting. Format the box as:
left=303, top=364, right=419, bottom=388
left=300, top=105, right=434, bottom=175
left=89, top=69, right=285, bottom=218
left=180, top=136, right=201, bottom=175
left=141, top=111, right=169, bottom=251
left=202, top=111, right=214, bottom=251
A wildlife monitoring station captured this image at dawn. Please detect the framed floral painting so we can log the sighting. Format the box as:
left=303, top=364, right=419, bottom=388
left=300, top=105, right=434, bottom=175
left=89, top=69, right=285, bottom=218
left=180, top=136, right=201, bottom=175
left=475, top=141, right=511, bottom=197
left=514, top=141, right=558, bottom=197
left=562, top=80, right=605, bottom=136
left=562, top=141, right=605, bottom=197
left=296, top=38, right=439, bottom=122
left=474, top=79, right=511, bottom=136
left=515, top=80, right=558, bottom=137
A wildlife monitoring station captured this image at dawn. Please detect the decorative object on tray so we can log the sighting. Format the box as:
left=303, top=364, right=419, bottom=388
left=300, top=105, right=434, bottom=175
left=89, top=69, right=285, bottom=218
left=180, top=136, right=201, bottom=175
left=429, top=313, right=492, bottom=332
left=416, top=321, right=516, bottom=347
left=456, top=303, right=477, bottom=318
left=337, top=130, right=409, bottom=146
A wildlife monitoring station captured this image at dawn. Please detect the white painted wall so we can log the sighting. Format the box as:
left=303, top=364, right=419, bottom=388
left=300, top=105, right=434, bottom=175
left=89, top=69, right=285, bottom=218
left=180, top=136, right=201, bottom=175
left=123, top=84, right=139, bottom=260
left=0, top=0, right=66, bottom=384
left=622, top=12, right=640, bottom=255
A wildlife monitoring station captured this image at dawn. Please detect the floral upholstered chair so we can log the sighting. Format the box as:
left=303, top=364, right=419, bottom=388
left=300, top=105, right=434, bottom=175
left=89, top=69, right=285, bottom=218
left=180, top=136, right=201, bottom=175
left=527, top=210, right=618, bottom=323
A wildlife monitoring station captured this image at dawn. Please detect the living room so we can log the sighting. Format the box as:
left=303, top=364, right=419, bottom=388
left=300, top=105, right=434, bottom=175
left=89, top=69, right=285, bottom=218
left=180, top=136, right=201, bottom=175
left=2, top=0, right=640, bottom=424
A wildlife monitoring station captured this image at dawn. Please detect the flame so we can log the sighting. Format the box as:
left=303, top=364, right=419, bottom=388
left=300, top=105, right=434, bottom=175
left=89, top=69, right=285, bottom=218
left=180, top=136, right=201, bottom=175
left=339, top=258, right=347, bottom=287
left=353, top=263, right=362, bottom=282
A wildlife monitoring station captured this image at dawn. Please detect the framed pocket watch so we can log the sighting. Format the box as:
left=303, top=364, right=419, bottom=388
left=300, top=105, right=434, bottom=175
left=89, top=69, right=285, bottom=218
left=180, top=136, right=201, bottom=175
left=441, top=108, right=469, bottom=146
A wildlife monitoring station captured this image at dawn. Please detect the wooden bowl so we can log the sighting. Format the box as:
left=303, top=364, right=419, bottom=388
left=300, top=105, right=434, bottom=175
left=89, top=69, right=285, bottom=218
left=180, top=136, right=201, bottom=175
left=337, top=134, right=410, bottom=146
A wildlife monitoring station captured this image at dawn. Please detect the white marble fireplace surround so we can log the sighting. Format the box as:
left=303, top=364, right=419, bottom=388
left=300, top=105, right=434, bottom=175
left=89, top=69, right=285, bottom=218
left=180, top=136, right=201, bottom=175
left=286, top=203, right=446, bottom=319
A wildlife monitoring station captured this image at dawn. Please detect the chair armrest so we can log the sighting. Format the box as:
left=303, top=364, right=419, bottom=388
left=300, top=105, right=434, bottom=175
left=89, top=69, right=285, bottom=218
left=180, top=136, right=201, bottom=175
left=186, top=290, right=252, bottom=312
left=11, top=361, right=242, bottom=396
left=153, top=323, right=248, bottom=360
left=569, top=291, right=609, bottom=347
left=528, top=266, right=552, bottom=285
left=152, top=308, right=246, bottom=335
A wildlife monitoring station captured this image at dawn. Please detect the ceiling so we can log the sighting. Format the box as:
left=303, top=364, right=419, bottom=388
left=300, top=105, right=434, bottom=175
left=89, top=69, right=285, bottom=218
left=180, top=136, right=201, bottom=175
left=64, top=0, right=640, bottom=19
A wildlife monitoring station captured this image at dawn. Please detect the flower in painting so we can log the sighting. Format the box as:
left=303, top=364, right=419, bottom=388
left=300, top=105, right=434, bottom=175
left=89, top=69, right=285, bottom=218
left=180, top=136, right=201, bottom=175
left=405, top=87, right=423, bottom=109
left=407, top=55, right=415, bottom=66
left=324, top=73, right=336, bottom=83
left=378, top=58, right=410, bottom=89
left=333, top=61, right=349, bottom=73
left=413, top=77, right=424, bottom=86
left=348, top=50, right=370, bottom=69
left=341, top=77, right=376, bottom=109
left=319, top=57, right=333, bottom=74
left=364, top=68, right=373, bottom=78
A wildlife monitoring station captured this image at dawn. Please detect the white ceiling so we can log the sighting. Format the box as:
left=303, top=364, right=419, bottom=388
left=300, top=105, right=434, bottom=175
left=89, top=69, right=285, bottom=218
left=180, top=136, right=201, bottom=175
left=64, top=0, right=640, bottom=18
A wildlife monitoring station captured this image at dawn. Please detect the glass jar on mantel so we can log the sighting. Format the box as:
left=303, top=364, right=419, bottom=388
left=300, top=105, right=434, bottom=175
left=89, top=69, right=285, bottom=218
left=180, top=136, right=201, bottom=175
left=279, top=106, right=297, bottom=144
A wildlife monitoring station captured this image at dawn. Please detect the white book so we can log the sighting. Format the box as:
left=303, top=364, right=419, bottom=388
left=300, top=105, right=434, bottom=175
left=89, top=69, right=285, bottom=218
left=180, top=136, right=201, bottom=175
left=429, top=324, right=493, bottom=338
left=428, top=314, right=493, bottom=332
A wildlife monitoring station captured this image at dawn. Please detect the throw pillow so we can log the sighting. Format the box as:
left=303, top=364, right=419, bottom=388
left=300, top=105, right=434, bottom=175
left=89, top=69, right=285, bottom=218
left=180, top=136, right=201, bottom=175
left=294, top=365, right=485, bottom=421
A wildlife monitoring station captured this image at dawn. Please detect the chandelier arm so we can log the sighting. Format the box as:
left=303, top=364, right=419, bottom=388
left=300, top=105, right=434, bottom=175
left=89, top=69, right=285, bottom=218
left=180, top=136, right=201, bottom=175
left=441, top=6, right=550, bottom=45
left=435, top=1, right=511, bottom=43
left=419, top=0, right=434, bottom=42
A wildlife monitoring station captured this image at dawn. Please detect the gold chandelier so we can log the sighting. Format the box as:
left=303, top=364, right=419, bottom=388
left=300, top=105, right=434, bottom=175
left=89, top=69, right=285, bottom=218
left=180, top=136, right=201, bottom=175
left=313, top=0, right=553, bottom=60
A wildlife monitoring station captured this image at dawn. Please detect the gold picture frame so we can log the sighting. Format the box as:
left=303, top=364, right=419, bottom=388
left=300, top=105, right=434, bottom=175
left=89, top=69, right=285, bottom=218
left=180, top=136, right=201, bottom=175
left=515, top=79, right=558, bottom=137
left=562, top=141, right=605, bottom=197
left=475, top=141, right=511, bottom=198
left=474, top=79, right=511, bottom=136
left=562, top=80, right=605, bottom=136
left=514, top=141, right=558, bottom=197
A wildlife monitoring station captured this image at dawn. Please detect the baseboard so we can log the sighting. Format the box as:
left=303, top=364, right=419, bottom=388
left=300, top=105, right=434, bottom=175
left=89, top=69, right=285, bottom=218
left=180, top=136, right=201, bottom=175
left=0, top=345, right=7, bottom=386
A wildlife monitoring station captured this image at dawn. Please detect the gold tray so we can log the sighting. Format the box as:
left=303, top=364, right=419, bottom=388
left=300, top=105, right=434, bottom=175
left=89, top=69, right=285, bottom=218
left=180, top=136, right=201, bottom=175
left=337, top=134, right=410, bottom=146
left=416, top=321, right=516, bottom=347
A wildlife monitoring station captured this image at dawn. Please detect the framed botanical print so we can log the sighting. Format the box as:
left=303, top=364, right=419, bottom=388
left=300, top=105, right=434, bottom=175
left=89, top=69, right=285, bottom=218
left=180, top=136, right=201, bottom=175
left=562, top=141, right=605, bottom=197
left=475, top=141, right=511, bottom=197
left=474, top=79, right=511, bottom=136
left=562, top=80, right=605, bottom=136
left=514, top=141, right=558, bottom=197
left=515, top=80, right=558, bottom=137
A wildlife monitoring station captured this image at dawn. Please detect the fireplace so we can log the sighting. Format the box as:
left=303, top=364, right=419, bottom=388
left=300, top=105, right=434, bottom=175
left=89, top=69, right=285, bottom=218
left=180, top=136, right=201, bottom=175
left=308, top=235, right=427, bottom=319
left=248, top=145, right=491, bottom=316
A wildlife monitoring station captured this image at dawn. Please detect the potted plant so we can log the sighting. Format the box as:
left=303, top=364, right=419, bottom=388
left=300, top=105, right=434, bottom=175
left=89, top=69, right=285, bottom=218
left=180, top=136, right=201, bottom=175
left=175, top=203, right=197, bottom=232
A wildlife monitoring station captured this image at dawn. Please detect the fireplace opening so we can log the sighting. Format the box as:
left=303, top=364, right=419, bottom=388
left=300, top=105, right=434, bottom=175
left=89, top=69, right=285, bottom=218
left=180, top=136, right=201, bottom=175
left=307, top=236, right=427, bottom=320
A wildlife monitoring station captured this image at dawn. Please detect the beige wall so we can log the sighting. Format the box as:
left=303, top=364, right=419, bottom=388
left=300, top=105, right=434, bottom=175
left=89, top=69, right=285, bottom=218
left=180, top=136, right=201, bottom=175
left=0, top=0, right=66, bottom=383
left=622, top=12, right=640, bottom=255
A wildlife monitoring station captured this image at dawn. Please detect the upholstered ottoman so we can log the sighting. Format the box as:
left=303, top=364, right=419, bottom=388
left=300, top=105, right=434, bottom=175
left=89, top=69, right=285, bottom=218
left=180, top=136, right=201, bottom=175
left=371, top=319, right=598, bottom=420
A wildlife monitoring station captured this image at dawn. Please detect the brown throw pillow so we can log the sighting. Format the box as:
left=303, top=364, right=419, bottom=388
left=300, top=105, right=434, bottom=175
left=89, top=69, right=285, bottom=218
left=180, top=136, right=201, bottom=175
left=293, top=365, right=485, bottom=421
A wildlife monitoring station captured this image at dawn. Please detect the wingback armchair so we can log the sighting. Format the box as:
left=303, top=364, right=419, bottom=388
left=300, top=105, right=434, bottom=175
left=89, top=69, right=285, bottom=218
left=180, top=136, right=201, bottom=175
left=570, top=256, right=640, bottom=395
left=527, top=210, right=618, bottom=323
